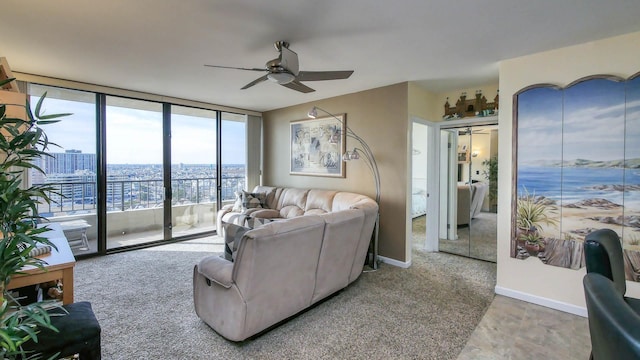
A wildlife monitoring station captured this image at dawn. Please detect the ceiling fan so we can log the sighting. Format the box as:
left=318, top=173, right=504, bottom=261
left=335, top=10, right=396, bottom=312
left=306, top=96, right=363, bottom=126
left=204, top=41, right=354, bottom=93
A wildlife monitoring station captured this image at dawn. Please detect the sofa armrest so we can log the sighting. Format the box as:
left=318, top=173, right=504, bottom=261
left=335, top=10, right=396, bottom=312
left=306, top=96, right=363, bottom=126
left=197, top=255, right=234, bottom=288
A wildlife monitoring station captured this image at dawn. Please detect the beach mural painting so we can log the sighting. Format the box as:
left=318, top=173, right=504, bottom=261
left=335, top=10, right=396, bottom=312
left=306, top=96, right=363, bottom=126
left=513, top=73, right=640, bottom=277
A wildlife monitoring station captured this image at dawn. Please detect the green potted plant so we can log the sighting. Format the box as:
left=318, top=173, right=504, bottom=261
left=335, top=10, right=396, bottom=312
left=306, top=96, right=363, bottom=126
left=0, top=77, right=70, bottom=359
left=516, top=186, right=558, bottom=240
left=482, top=156, right=498, bottom=211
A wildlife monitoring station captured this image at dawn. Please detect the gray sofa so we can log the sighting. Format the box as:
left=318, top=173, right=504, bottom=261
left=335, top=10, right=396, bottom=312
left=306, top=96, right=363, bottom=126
left=193, top=186, right=378, bottom=341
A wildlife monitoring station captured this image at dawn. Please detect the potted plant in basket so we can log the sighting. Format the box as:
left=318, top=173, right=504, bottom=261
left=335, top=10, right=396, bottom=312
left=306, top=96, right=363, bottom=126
left=516, top=187, right=558, bottom=237
left=0, top=77, right=70, bottom=359
left=520, top=232, right=546, bottom=256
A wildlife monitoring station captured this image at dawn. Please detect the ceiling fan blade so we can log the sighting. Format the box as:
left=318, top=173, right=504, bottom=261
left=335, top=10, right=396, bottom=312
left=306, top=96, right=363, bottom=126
left=241, top=75, right=269, bottom=90
left=281, top=80, right=315, bottom=93
left=279, top=46, right=299, bottom=75
left=204, top=64, right=267, bottom=72
left=297, top=70, right=354, bottom=81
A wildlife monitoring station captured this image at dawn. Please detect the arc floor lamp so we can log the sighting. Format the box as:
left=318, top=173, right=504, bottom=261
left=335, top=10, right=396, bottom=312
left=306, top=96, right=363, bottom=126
left=308, top=106, right=380, bottom=270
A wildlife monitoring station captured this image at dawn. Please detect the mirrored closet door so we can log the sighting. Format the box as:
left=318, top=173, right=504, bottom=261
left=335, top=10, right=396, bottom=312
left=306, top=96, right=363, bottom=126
left=438, top=124, right=498, bottom=262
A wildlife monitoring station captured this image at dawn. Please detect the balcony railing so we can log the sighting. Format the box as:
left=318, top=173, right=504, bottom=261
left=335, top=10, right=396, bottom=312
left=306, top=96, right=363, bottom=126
left=37, top=176, right=245, bottom=216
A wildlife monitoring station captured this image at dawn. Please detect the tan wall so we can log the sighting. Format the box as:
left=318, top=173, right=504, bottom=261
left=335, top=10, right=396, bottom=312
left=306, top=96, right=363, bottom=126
left=497, top=31, right=640, bottom=309
left=263, top=83, right=410, bottom=261
left=408, top=82, right=438, bottom=121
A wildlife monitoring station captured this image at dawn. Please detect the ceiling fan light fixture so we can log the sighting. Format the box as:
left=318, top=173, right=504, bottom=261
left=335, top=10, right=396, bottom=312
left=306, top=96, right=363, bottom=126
left=267, top=72, right=295, bottom=84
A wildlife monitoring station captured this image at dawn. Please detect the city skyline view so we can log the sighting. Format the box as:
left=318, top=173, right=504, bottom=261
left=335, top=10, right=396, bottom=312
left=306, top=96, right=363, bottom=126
left=32, top=94, right=247, bottom=165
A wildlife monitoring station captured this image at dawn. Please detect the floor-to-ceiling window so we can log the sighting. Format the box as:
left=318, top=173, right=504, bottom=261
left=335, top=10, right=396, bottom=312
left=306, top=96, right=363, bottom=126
left=220, top=112, right=247, bottom=205
left=28, top=85, right=99, bottom=256
left=28, top=83, right=252, bottom=256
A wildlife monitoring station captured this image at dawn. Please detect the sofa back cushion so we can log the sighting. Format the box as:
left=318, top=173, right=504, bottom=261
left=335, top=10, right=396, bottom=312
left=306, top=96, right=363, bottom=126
left=312, top=209, right=365, bottom=303
left=304, top=190, right=337, bottom=215
left=277, top=188, right=309, bottom=218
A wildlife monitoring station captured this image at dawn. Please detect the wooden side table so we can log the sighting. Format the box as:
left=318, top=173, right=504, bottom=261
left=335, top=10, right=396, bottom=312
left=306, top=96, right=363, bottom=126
left=7, top=223, right=76, bottom=305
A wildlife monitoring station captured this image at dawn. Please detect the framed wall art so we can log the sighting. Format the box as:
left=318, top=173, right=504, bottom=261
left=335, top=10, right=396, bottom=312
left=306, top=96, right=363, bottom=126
left=290, top=114, right=346, bottom=177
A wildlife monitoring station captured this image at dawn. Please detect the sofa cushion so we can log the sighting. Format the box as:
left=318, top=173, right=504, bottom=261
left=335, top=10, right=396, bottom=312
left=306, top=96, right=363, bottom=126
left=305, top=190, right=337, bottom=214
left=248, top=208, right=281, bottom=219
left=277, top=188, right=309, bottom=218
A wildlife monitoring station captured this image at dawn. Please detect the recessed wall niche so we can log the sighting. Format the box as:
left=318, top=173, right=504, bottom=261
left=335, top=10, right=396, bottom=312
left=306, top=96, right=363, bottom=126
left=512, top=73, right=640, bottom=279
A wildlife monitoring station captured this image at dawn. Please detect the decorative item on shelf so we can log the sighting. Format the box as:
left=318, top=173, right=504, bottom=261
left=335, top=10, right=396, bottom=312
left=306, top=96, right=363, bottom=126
left=443, top=89, right=499, bottom=119
left=308, top=106, right=380, bottom=270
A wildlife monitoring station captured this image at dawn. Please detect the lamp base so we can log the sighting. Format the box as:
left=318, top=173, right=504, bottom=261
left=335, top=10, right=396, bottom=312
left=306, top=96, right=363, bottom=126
left=363, top=213, right=380, bottom=272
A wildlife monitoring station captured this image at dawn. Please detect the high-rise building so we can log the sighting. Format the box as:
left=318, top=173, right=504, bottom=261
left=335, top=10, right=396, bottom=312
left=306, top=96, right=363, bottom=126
left=43, top=149, right=96, bottom=174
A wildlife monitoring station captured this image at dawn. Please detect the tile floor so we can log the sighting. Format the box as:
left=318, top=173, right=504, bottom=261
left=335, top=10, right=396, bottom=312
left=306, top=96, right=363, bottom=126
left=457, top=295, right=592, bottom=360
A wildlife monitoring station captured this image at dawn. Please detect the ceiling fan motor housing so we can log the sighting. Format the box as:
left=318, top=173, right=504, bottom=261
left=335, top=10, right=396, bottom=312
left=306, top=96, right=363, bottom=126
left=205, top=40, right=353, bottom=92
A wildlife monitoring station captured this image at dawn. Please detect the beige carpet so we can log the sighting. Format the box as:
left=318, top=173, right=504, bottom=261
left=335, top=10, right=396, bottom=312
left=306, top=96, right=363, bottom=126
left=74, top=239, right=496, bottom=359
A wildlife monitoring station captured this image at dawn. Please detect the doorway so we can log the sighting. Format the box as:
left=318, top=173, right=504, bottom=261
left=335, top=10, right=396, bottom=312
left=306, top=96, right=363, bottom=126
left=410, top=119, right=440, bottom=256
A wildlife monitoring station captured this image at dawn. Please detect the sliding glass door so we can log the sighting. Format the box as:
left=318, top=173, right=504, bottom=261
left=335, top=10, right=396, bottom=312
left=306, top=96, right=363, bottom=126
left=170, top=106, right=217, bottom=238
left=105, top=96, right=164, bottom=249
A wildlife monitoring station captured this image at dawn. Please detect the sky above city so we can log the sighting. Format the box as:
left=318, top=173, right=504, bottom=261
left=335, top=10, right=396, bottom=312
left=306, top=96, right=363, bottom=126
left=33, top=96, right=246, bottom=165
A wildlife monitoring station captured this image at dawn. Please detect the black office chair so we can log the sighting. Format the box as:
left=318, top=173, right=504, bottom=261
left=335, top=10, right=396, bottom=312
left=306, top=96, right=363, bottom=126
left=584, top=229, right=640, bottom=311
left=583, top=273, right=640, bottom=360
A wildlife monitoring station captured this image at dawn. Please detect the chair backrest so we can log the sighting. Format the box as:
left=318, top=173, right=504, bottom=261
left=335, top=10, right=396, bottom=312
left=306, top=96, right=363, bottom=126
left=584, top=229, right=626, bottom=296
left=583, top=273, right=640, bottom=359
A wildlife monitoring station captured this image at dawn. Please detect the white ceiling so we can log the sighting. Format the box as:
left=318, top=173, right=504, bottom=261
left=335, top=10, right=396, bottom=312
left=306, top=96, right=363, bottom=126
left=2, top=0, right=640, bottom=112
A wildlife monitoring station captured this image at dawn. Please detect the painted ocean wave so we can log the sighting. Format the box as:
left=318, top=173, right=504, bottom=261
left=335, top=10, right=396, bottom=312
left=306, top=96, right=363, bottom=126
left=518, top=166, right=640, bottom=208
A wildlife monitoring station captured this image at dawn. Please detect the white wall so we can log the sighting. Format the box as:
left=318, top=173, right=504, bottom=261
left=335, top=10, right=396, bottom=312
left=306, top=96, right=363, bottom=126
left=497, top=31, right=640, bottom=314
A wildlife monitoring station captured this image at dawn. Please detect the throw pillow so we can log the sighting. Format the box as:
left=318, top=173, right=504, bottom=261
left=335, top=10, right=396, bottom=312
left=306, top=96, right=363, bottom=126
left=223, top=222, right=249, bottom=262
left=241, top=190, right=267, bottom=210
left=232, top=191, right=243, bottom=212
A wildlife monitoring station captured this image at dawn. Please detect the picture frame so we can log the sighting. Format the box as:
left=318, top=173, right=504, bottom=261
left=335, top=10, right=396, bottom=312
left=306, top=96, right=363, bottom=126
left=290, top=114, right=346, bottom=177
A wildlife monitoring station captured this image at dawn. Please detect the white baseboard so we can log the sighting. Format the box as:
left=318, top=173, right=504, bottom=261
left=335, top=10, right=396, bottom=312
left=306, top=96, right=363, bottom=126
left=378, top=255, right=411, bottom=269
left=495, top=286, right=587, bottom=317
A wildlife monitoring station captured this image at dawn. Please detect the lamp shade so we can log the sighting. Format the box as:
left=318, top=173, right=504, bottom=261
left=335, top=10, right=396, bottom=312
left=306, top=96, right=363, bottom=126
left=307, top=106, right=318, bottom=118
